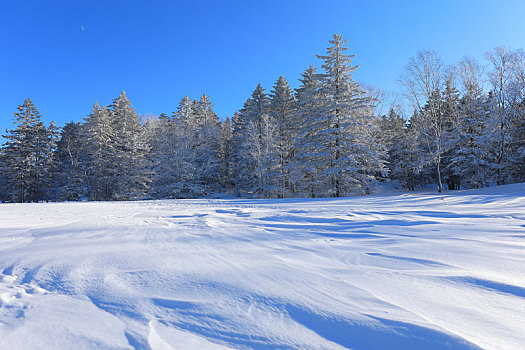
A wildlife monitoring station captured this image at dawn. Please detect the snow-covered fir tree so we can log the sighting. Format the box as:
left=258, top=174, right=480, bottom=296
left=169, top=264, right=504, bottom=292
left=378, top=109, right=409, bottom=183
left=440, top=79, right=462, bottom=189
left=191, top=94, right=222, bottom=191
left=0, top=157, right=8, bottom=202
left=389, top=118, right=424, bottom=191
left=151, top=96, right=200, bottom=198
left=53, top=121, right=87, bottom=200
left=148, top=114, right=179, bottom=198
left=231, top=84, right=271, bottom=195
left=313, top=34, right=384, bottom=197
left=293, top=66, right=323, bottom=197
left=83, top=103, right=116, bottom=200
left=244, top=113, right=279, bottom=197
left=507, top=50, right=525, bottom=182
left=1, top=98, right=57, bottom=202
left=109, top=91, right=151, bottom=200
left=445, top=60, right=497, bottom=188
left=509, top=107, right=525, bottom=181
left=219, top=116, right=233, bottom=188
left=269, top=76, right=297, bottom=197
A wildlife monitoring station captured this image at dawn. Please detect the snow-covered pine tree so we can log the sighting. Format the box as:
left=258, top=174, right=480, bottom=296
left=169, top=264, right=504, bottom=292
left=154, top=96, right=200, bottom=197
left=231, top=84, right=271, bottom=195
left=447, top=91, right=496, bottom=188
left=315, top=34, right=382, bottom=196
left=269, top=76, right=297, bottom=197
left=39, top=121, right=59, bottom=200
left=390, top=119, right=425, bottom=190
left=410, top=94, right=444, bottom=187
left=108, top=91, right=151, bottom=200
left=1, top=98, right=57, bottom=202
left=509, top=106, right=525, bottom=181
left=192, top=94, right=222, bottom=191
left=378, top=108, right=408, bottom=181
left=445, top=59, right=497, bottom=189
left=0, top=156, right=8, bottom=202
left=52, top=121, right=87, bottom=200
left=230, top=112, right=246, bottom=195
left=83, top=103, right=116, bottom=200
left=148, top=113, right=187, bottom=198
left=244, top=113, right=279, bottom=197
left=172, top=96, right=192, bottom=124
left=353, top=88, right=388, bottom=193
left=440, top=79, right=462, bottom=189
left=507, top=50, right=525, bottom=182
left=219, top=116, right=233, bottom=189
left=293, top=66, right=322, bottom=197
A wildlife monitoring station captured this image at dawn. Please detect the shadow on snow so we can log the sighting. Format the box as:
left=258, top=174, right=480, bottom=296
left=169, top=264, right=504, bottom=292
left=286, top=305, right=481, bottom=350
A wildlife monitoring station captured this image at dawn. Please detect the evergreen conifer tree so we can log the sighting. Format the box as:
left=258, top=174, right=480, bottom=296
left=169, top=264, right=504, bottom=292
left=53, top=121, right=86, bottom=200
left=293, top=66, right=322, bottom=197
left=1, top=98, right=57, bottom=202
left=192, top=94, right=221, bottom=191
left=231, top=84, right=271, bottom=195
left=270, top=76, right=297, bottom=197
left=315, top=34, right=383, bottom=196
left=219, top=116, right=233, bottom=189
left=109, top=91, right=151, bottom=200
left=83, top=103, right=115, bottom=200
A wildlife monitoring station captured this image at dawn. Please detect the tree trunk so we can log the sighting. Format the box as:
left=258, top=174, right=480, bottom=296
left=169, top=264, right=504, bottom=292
left=436, top=157, right=443, bottom=193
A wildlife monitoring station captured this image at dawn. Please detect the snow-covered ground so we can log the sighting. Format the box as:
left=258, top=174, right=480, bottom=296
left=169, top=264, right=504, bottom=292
left=1, top=185, right=524, bottom=350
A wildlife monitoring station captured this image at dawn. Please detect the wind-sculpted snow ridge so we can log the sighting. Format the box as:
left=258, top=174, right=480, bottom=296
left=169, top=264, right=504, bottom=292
left=1, top=184, right=525, bottom=349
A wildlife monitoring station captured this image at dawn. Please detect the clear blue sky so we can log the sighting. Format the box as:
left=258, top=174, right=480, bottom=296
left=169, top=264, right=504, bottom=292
left=2, top=0, right=525, bottom=134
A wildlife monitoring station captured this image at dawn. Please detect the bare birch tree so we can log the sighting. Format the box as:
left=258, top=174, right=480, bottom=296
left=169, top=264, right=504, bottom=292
left=400, top=50, right=446, bottom=192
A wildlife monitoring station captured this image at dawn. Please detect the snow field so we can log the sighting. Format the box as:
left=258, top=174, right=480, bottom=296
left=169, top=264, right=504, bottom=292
left=0, top=184, right=524, bottom=349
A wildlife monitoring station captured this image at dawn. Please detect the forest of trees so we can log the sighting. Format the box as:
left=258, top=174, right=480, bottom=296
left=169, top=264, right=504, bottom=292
left=1, top=35, right=524, bottom=202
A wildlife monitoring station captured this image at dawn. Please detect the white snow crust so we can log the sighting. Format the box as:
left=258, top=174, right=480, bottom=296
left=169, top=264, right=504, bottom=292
left=1, top=184, right=525, bottom=349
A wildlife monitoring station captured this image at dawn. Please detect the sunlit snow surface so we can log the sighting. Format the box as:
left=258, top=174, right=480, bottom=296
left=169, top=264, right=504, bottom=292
left=1, top=184, right=525, bottom=349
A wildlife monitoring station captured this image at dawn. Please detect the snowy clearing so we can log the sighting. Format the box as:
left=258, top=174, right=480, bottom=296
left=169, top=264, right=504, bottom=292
left=1, top=185, right=525, bottom=349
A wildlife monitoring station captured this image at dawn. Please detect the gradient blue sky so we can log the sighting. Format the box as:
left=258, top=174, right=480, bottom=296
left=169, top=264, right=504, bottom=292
left=2, top=0, right=525, bottom=133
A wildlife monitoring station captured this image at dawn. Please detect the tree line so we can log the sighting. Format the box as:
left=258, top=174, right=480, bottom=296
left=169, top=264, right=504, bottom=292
left=1, top=35, right=524, bottom=202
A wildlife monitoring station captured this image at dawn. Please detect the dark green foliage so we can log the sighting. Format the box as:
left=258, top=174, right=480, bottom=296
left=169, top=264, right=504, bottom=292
left=1, top=98, right=57, bottom=202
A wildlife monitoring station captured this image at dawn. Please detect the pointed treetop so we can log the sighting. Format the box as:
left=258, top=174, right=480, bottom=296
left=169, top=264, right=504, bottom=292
left=110, top=90, right=134, bottom=111
left=270, top=76, right=295, bottom=108
left=296, top=66, right=320, bottom=98
left=174, top=95, right=195, bottom=122
left=329, top=34, right=348, bottom=48
left=251, top=83, right=268, bottom=99
left=241, top=84, right=270, bottom=117
left=298, top=66, right=318, bottom=84
left=13, top=98, right=42, bottom=125
left=316, top=34, right=356, bottom=70
left=251, top=83, right=266, bottom=97
left=272, top=76, right=293, bottom=94
left=316, top=34, right=361, bottom=99
left=199, top=93, right=213, bottom=107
